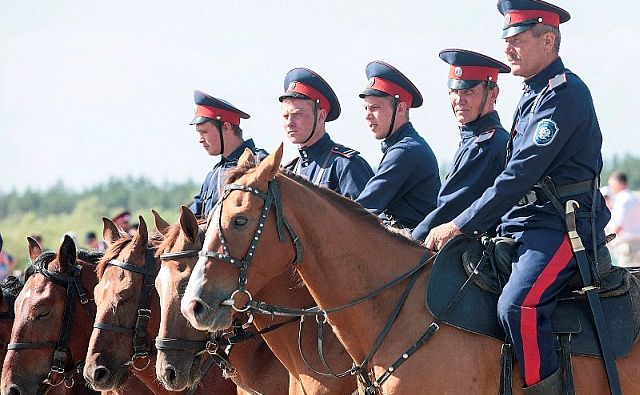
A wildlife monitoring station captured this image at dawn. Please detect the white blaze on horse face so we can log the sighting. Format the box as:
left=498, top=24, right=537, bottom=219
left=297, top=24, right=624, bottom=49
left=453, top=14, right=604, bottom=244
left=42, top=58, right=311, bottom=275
left=156, top=265, right=171, bottom=302
left=181, top=256, right=209, bottom=315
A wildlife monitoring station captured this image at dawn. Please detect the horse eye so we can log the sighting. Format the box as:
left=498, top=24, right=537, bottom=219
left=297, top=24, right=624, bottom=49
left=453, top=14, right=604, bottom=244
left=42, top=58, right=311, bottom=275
left=233, top=216, right=249, bottom=229
left=35, top=307, right=51, bottom=320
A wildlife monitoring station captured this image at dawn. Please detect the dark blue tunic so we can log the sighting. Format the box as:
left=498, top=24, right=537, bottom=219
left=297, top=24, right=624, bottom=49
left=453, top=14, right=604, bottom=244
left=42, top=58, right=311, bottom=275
left=452, top=58, right=610, bottom=242
left=412, top=111, right=508, bottom=241
left=190, top=139, right=268, bottom=219
left=283, top=133, right=374, bottom=199
left=356, top=122, right=440, bottom=229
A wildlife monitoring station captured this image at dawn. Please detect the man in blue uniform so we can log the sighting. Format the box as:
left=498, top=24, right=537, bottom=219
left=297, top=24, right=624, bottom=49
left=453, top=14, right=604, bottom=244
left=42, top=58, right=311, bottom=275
left=412, top=50, right=510, bottom=241
left=280, top=67, right=374, bottom=199
left=189, top=90, right=268, bottom=219
left=355, top=61, right=440, bottom=230
left=426, top=1, right=611, bottom=393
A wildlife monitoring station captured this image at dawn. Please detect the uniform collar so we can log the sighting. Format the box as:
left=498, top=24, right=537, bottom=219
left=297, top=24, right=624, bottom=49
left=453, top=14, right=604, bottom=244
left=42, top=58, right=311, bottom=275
left=459, top=111, right=501, bottom=139
left=298, top=133, right=334, bottom=164
left=381, top=121, right=413, bottom=153
left=220, top=139, right=256, bottom=164
left=523, top=57, right=565, bottom=92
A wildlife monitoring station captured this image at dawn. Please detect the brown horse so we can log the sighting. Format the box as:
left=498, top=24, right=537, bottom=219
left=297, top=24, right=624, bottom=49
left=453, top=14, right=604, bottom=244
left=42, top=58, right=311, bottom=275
left=83, top=216, right=236, bottom=395
left=157, top=206, right=353, bottom=394
left=0, top=236, right=148, bottom=395
left=153, top=208, right=288, bottom=394
left=181, top=145, right=640, bottom=394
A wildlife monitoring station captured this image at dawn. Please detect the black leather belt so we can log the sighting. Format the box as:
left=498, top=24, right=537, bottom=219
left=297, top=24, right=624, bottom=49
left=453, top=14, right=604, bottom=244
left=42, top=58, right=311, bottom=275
left=517, top=178, right=595, bottom=207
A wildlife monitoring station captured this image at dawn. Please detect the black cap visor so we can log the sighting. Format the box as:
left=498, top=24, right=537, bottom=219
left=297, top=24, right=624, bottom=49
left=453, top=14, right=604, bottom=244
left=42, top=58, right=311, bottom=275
left=358, top=88, right=390, bottom=99
left=448, top=79, right=484, bottom=90
left=501, top=22, right=537, bottom=39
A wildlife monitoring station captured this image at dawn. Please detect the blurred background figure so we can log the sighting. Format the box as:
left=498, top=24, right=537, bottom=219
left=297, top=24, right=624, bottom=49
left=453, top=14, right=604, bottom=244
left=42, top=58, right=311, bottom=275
left=0, top=245, right=16, bottom=282
left=111, top=210, right=132, bottom=234
left=607, top=171, right=640, bottom=267
left=85, top=231, right=107, bottom=252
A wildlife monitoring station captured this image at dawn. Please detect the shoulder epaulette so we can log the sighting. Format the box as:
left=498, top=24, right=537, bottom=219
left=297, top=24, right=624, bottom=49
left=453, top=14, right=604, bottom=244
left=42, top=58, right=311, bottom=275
left=475, top=129, right=495, bottom=143
left=548, top=73, right=567, bottom=90
left=282, top=157, right=299, bottom=170
left=331, top=145, right=360, bottom=159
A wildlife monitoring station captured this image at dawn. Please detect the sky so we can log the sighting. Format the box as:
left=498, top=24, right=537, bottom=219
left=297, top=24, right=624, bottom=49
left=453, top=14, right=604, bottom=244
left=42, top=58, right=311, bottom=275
left=1, top=0, right=639, bottom=194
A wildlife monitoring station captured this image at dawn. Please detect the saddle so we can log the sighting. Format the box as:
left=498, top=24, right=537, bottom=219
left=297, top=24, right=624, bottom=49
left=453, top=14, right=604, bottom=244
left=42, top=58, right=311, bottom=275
left=427, top=235, right=640, bottom=358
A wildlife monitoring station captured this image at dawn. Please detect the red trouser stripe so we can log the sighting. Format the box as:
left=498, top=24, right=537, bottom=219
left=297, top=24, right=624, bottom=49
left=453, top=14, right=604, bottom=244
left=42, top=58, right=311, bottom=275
left=520, top=236, right=573, bottom=385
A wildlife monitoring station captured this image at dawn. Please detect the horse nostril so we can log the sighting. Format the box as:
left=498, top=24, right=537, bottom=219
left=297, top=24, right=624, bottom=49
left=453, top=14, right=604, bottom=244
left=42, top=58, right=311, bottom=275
left=164, top=366, right=178, bottom=384
left=8, top=385, right=20, bottom=395
left=193, top=301, right=204, bottom=317
left=93, top=366, right=109, bottom=383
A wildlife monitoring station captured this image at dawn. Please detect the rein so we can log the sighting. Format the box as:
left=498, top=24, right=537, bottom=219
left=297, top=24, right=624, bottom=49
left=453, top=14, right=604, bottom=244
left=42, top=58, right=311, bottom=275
left=198, top=177, right=440, bottom=392
left=7, top=260, right=91, bottom=390
left=93, top=247, right=157, bottom=371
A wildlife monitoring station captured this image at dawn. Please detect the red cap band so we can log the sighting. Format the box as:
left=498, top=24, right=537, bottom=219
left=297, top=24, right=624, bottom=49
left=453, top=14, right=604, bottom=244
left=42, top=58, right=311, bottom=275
left=194, top=105, right=241, bottom=125
left=367, top=77, right=413, bottom=106
left=286, top=81, right=331, bottom=114
left=506, top=9, right=560, bottom=28
left=448, top=65, right=499, bottom=83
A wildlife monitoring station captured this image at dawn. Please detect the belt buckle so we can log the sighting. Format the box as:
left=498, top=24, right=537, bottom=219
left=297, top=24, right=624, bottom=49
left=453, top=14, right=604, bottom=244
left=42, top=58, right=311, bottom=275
left=518, top=190, right=537, bottom=206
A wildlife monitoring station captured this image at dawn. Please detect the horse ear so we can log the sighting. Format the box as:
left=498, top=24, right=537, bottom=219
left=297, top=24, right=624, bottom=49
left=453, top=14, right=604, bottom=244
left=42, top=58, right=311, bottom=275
left=255, top=143, right=283, bottom=183
left=131, top=216, right=148, bottom=254
left=27, top=236, right=43, bottom=261
left=152, top=209, right=171, bottom=235
left=102, top=217, right=124, bottom=246
left=237, top=148, right=255, bottom=168
left=179, top=206, right=199, bottom=243
left=58, top=235, right=77, bottom=270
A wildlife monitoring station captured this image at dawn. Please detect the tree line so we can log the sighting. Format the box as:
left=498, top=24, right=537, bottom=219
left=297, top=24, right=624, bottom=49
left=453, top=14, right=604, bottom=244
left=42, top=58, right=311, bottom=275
left=0, top=154, right=637, bottom=269
left=0, top=177, right=198, bottom=269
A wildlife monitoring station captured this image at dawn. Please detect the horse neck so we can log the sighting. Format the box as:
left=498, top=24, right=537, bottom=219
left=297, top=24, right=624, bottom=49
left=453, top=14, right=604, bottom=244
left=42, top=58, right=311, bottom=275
left=280, top=176, right=431, bottom=357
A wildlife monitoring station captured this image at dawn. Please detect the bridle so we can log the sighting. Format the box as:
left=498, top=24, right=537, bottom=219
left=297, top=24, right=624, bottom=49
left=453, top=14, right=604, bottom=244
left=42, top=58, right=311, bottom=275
left=199, top=180, right=303, bottom=310
left=93, top=247, right=157, bottom=371
left=197, top=176, right=439, bottom=394
left=7, top=259, right=90, bottom=392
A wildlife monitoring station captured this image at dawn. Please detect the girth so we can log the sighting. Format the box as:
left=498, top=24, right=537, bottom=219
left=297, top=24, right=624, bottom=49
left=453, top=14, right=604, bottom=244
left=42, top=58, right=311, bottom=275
left=93, top=247, right=157, bottom=370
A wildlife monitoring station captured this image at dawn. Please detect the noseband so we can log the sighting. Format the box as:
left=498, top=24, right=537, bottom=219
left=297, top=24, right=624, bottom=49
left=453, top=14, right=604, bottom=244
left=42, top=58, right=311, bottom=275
left=7, top=262, right=90, bottom=389
left=93, top=247, right=157, bottom=371
left=199, top=180, right=303, bottom=310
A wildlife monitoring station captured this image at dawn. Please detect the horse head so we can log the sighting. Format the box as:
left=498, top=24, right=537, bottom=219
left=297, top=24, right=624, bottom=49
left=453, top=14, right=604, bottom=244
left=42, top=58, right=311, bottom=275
left=2, top=235, right=99, bottom=395
left=181, top=144, right=300, bottom=332
left=84, top=216, right=157, bottom=391
left=153, top=206, right=209, bottom=391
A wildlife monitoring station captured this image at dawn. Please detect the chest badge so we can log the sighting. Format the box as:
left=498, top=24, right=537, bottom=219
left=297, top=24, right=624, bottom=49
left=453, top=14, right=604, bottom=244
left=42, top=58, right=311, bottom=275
left=533, top=119, right=559, bottom=147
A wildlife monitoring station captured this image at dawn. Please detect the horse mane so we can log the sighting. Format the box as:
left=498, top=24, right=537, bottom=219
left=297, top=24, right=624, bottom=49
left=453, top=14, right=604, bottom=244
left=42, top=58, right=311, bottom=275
left=0, top=275, right=24, bottom=299
left=97, top=236, right=132, bottom=278
left=25, top=248, right=103, bottom=280
left=225, top=164, right=421, bottom=249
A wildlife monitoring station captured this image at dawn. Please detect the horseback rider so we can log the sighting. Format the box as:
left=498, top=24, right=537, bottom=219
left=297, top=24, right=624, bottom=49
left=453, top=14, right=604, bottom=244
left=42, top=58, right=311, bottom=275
left=412, top=49, right=510, bottom=241
left=280, top=67, right=374, bottom=199
left=425, top=1, right=611, bottom=393
left=189, top=90, right=268, bottom=219
left=355, top=61, right=440, bottom=230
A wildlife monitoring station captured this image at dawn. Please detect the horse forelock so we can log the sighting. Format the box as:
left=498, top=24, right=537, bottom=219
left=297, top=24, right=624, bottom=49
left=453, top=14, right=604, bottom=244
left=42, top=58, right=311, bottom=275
left=154, top=223, right=182, bottom=258
left=97, top=236, right=132, bottom=278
